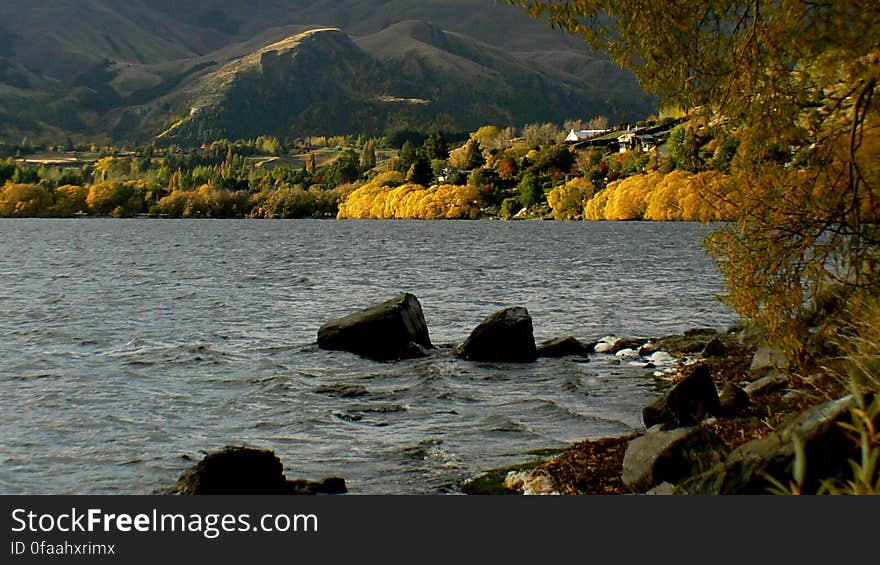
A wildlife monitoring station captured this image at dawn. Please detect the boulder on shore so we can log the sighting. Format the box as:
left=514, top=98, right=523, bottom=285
left=677, top=395, right=862, bottom=494
left=173, top=446, right=347, bottom=495
left=317, top=293, right=433, bottom=361
left=622, top=425, right=728, bottom=492
left=749, top=344, right=789, bottom=378
left=643, top=364, right=720, bottom=429
left=536, top=336, right=591, bottom=359
left=455, top=307, right=537, bottom=363
left=718, top=383, right=751, bottom=417
left=701, top=337, right=727, bottom=358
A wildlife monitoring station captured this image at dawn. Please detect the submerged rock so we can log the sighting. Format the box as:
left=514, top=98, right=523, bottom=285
left=173, top=446, right=347, bottom=495
left=643, top=364, right=720, bottom=429
left=536, top=336, right=591, bottom=358
left=454, top=307, right=536, bottom=363
left=317, top=293, right=433, bottom=361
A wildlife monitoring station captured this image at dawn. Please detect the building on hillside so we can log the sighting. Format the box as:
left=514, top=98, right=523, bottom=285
left=565, top=129, right=610, bottom=143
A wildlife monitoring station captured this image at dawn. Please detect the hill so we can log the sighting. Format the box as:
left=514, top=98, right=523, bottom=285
left=0, top=0, right=655, bottom=144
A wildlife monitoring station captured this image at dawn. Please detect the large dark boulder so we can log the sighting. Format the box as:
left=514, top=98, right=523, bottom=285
left=173, top=446, right=347, bottom=495
left=455, top=307, right=536, bottom=363
left=622, top=426, right=729, bottom=492
left=536, top=336, right=591, bottom=359
left=701, top=337, right=727, bottom=358
left=317, top=293, right=433, bottom=361
left=677, top=395, right=861, bottom=494
left=643, top=364, right=720, bottom=429
left=718, top=383, right=751, bottom=417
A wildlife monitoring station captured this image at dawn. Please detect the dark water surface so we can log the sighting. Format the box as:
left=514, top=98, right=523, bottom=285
left=0, top=219, right=737, bottom=494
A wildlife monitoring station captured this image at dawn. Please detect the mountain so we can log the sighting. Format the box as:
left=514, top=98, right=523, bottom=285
left=0, top=1, right=655, bottom=144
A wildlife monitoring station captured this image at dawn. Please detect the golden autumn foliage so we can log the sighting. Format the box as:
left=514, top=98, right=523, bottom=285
left=512, top=0, right=880, bottom=362
left=53, top=184, right=90, bottom=216
left=337, top=180, right=480, bottom=219
left=581, top=170, right=735, bottom=221
left=547, top=177, right=595, bottom=220
left=0, top=184, right=53, bottom=217
left=154, top=184, right=249, bottom=218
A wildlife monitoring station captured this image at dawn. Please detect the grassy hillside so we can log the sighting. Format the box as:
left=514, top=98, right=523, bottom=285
left=0, top=1, right=655, bottom=144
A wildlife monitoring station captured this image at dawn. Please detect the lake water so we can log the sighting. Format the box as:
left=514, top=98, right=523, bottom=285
left=0, top=219, right=738, bottom=494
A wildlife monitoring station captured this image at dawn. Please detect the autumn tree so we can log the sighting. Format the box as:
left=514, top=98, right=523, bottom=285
left=360, top=139, right=377, bottom=169
left=512, top=0, right=880, bottom=360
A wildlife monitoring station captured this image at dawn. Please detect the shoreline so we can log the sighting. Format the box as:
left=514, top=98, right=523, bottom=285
left=461, top=326, right=845, bottom=495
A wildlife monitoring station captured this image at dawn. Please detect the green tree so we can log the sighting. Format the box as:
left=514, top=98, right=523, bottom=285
left=424, top=131, right=450, bottom=161
left=512, top=0, right=880, bottom=361
left=322, top=149, right=360, bottom=187
left=396, top=141, right=418, bottom=173
left=406, top=155, right=434, bottom=187
left=517, top=173, right=543, bottom=208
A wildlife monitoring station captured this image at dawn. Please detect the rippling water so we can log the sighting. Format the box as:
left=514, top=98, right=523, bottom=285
left=0, top=218, right=737, bottom=494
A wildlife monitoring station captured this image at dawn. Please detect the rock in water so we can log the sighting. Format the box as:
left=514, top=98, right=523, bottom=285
left=536, top=336, right=591, bottom=358
left=317, top=293, right=433, bottom=361
left=455, top=307, right=537, bottom=363
left=173, top=446, right=347, bottom=495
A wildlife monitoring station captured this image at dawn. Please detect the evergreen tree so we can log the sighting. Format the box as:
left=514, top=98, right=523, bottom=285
left=406, top=155, right=434, bottom=187
left=397, top=141, right=418, bottom=172
left=424, top=131, right=450, bottom=161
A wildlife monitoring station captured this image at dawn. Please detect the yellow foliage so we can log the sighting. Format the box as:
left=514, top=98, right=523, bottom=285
left=582, top=170, right=736, bottom=221
left=547, top=177, right=595, bottom=220
left=602, top=173, right=658, bottom=220
left=53, top=184, right=90, bottom=216
left=583, top=187, right=611, bottom=220
left=0, top=183, right=53, bottom=217
left=338, top=179, right=480, bottom=219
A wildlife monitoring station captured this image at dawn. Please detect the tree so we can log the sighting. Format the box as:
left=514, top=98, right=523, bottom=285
left=517, top=174, right=543, bottom=208
left=522, top=122, right=561, bottom=147
left=305, top=152, right=317, bottom=176
left=322, top=149, right=361, bottom=187
left=512, top=0, right=880, bottom=361
left=406, top=155, right=434, bottom=187
left=423, top=131, right=450, bottom=161
left=359, top=139, right=377, bottom=169
left=461, top=138, right=485, bottom=170
left=396, top=141, right=418, bottom=173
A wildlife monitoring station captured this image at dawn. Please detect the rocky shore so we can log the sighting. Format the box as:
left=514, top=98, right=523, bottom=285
left=170, top=293, right=867, bottom=495
left=464, top=327, right=862, bottom=495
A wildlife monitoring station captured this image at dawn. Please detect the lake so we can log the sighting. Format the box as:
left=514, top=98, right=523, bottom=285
left=0, top=219, right=738, bottom=494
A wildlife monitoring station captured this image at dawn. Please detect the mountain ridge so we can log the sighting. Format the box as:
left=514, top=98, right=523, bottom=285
left=0, top=1, right=655, bottom=144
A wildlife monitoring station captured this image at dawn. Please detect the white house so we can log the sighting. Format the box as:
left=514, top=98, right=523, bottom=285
left=565, top=129, right=609, bottom=142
